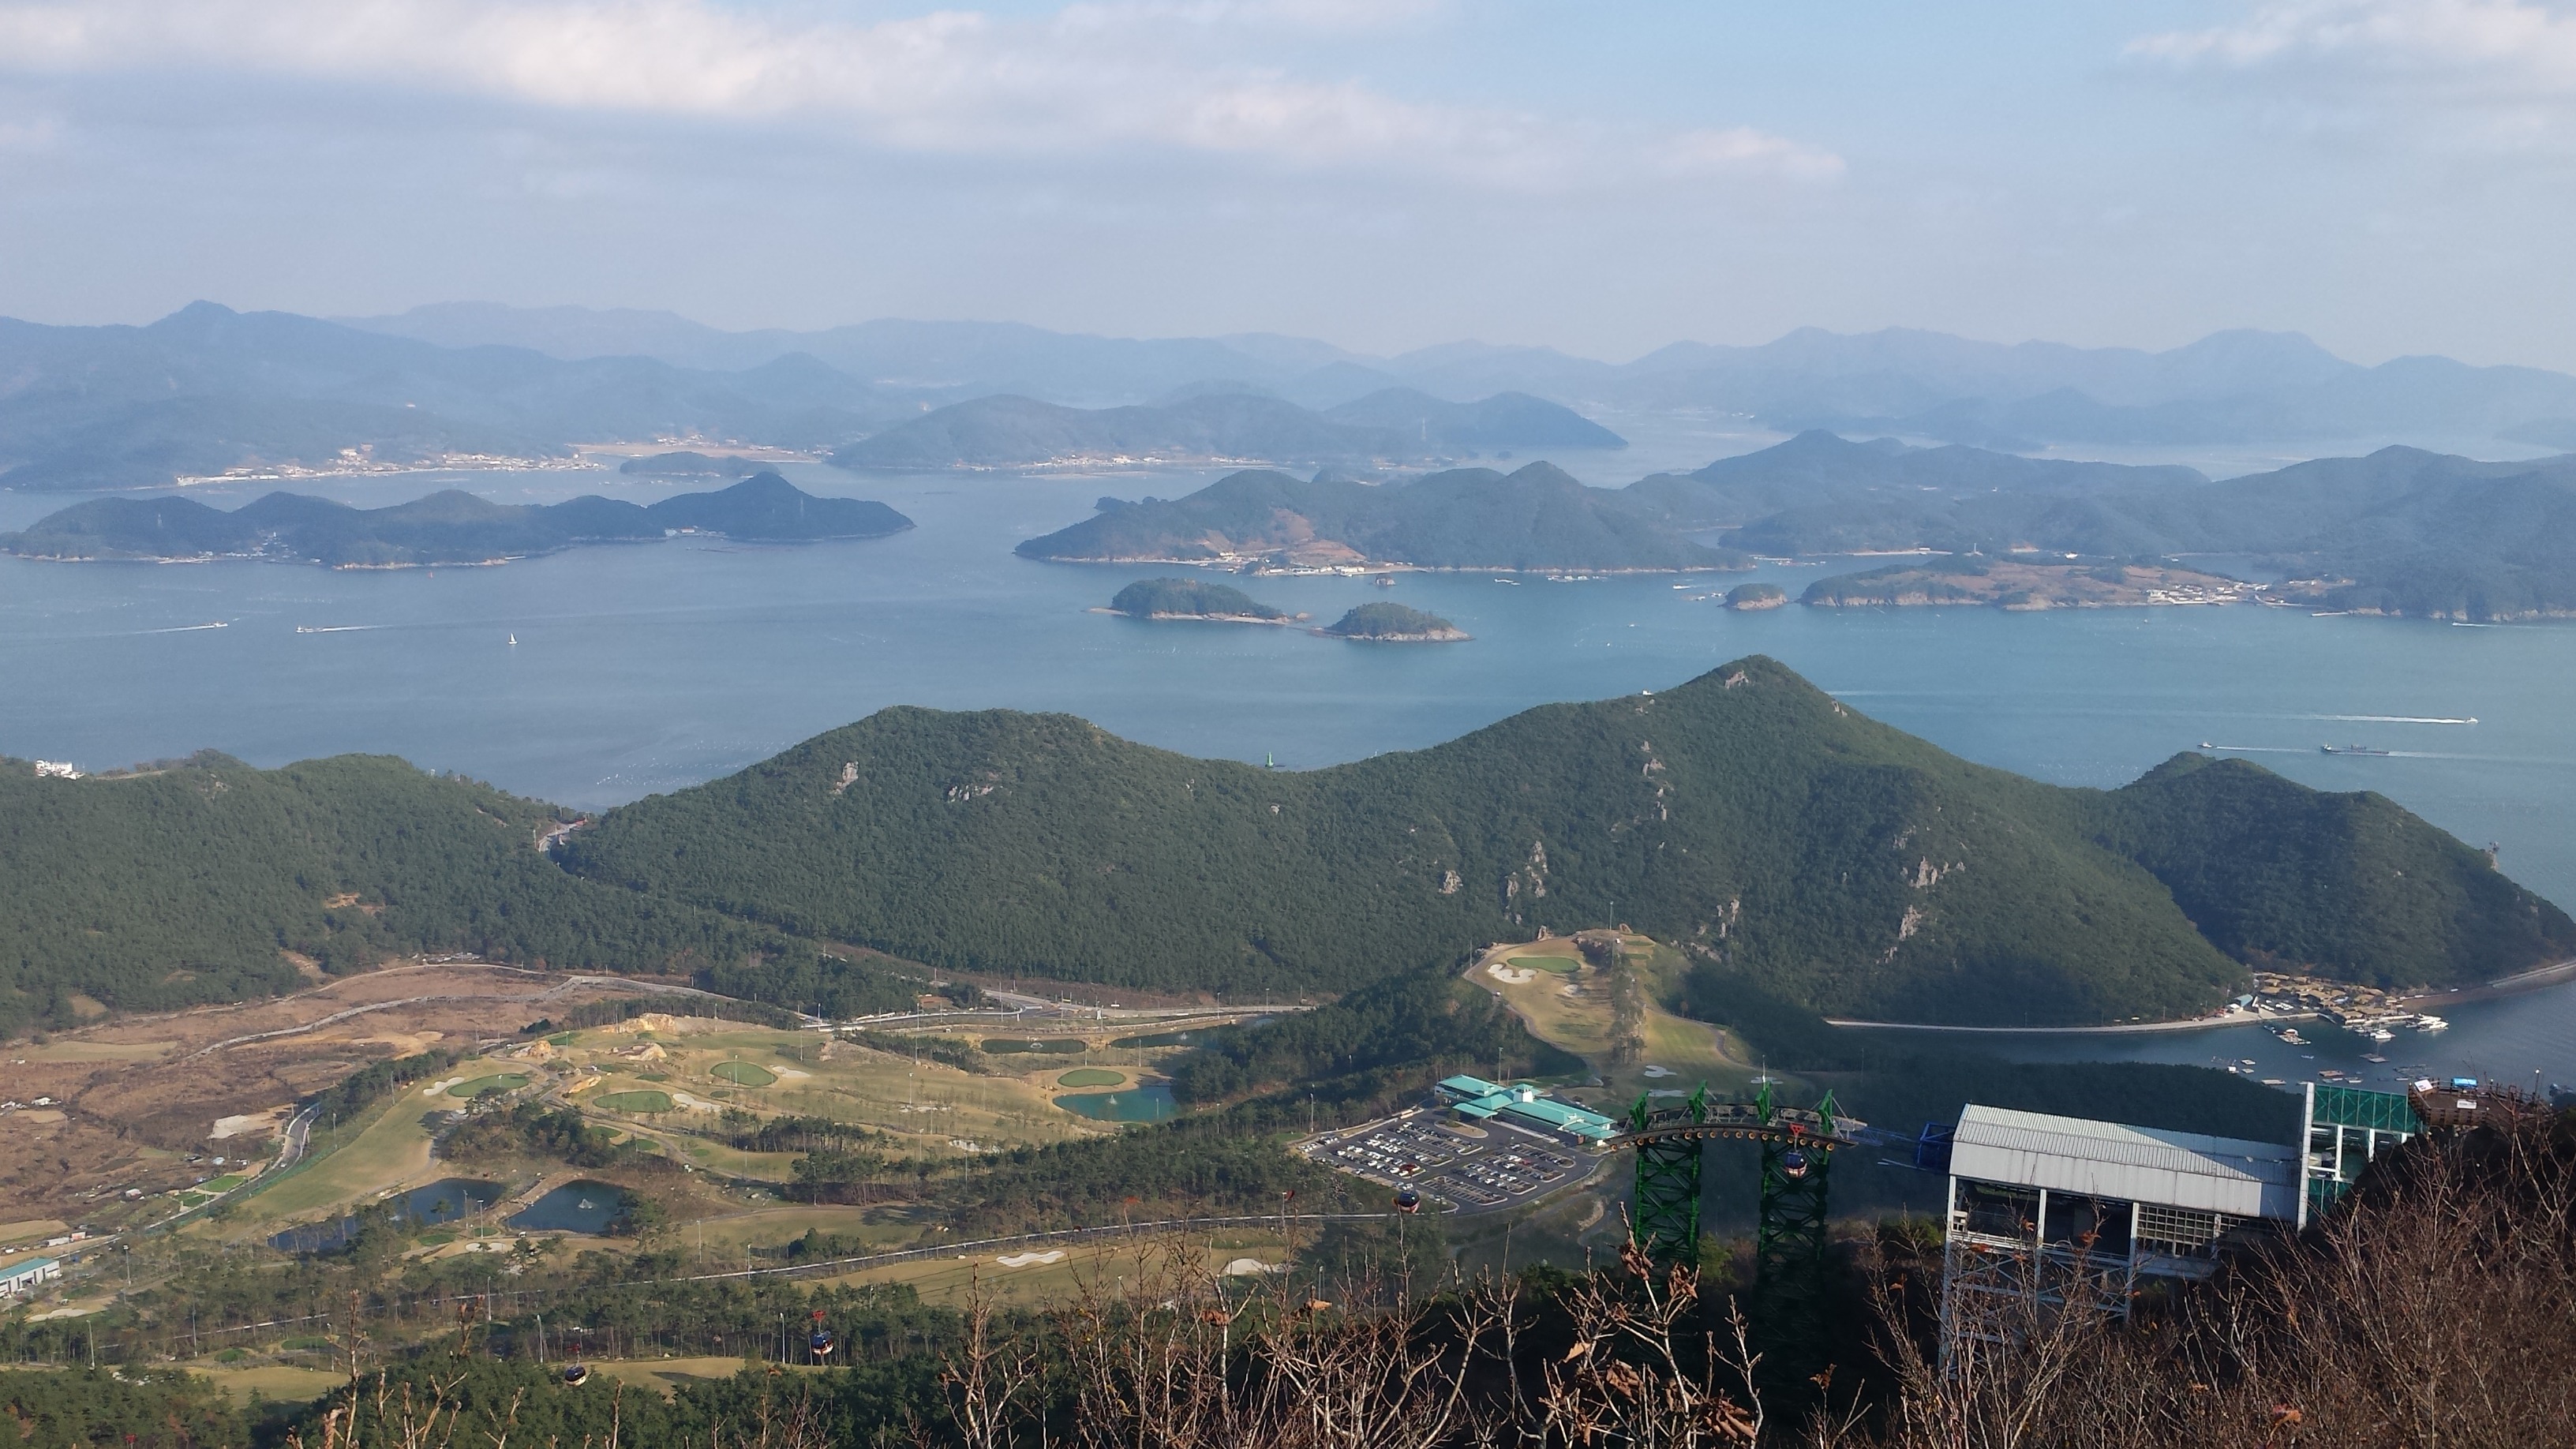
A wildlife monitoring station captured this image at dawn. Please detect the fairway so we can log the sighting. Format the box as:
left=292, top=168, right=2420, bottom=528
left=712, top=1061, right=777, bottom=1086
left=1057, top=1068, right=1126, bottom=1088
left=225, top=1091, right=438, bottom=1229
left=595, top=1090, right=676, bottom=1113
left=447, top=1073, right=531, bottom=1098
left=983, top=1038, right=1087, bottom=1054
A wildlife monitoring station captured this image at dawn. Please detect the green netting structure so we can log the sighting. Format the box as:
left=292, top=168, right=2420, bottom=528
left=1750, top=1084, right=1840, bottom=1371
left=1629, top=1085, right=1708, bottom=1266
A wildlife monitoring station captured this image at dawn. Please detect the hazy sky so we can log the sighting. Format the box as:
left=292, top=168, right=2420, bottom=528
left=2, top=0, right=2574, bottom=366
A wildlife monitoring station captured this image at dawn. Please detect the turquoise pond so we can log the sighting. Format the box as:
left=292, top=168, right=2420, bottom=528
left=268, top=1177, right=503, bottom=1252
left=1055, top=1084, right=1179, bottom=1123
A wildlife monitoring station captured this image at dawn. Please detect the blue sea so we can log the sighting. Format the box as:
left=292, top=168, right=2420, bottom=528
left=6, top=444, right=2574, bottom=1085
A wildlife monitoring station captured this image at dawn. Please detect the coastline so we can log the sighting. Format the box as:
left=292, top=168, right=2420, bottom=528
left=1831, top=956, right=2576, bottom=1035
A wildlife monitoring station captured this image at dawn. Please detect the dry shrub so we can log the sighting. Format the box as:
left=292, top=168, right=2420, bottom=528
left=937, top=1111, right=2576, bottom=1449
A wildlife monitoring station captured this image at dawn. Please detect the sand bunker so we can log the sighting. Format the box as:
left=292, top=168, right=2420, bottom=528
left=996, top=1249, right=1067, bottom=1268
left=210, top=1106, right=290, bottom=1140
left=1486, top=964, right=1537, bottom=985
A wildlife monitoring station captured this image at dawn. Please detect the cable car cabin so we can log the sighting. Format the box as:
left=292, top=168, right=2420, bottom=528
left=809, top=1327, right=837, bottom=1357
left=561, top=1365, right=590, bottom=1387
left=1395, top=1186, right=1421, bottom=1214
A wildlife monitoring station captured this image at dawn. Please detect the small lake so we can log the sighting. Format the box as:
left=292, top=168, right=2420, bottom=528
left=506, top=1180, right=631, bottom=1234
left=1055, top=1084, right=1179, bottom=1123
left=267, top=1176, right=502, bottom=1252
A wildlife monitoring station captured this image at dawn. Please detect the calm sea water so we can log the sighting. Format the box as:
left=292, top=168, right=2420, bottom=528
left=6, top=447, right=2574, bottom=1082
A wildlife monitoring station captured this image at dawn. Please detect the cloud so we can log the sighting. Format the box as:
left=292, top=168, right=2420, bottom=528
left=2129, top=2, right=2576, bottom=148
left=0, top=0, right=1837, bottom=189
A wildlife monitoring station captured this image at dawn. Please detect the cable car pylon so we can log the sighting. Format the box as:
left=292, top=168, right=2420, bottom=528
left=1617, top=1079, right=1855, bottom=1276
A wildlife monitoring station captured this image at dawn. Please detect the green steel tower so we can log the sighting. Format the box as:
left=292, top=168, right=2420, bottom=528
left=1628, top=1084, right=1708, bottom=1266
left=1750, top=1081, right=1840, bottom=1376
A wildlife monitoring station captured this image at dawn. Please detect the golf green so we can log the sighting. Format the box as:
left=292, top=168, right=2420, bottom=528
left=593, top=1090, right=675, bottom=1114
left=713, top=1061, right=777, bottom=1087
left=1056, top=1068, right=1126, bottom=1088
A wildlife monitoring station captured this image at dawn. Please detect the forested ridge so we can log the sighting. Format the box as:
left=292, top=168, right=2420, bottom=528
left=8, top=659, right=2566, bottom=1037
left=0, top=751, right=787, bottom=1035
left=560, top=656, right=2573, bottom=1025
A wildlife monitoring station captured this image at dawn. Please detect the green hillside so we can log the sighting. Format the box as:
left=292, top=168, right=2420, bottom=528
left=2091, top=753, right=2574, bottom=987
left=557, top=657, right=2571, bottom=1024
left=1322, top=602, right=1466, bottom=639
left=0, top=752, right=781, bottom=1036
left=1106, top=577, right=1287, bottom=620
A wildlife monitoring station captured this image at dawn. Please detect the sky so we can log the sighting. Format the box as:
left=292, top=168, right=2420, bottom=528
left=2, top=0, right=2575, bottom=367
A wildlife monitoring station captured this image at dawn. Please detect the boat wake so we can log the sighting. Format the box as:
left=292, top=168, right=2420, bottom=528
left=147, top=621, right=230, bottom=634
left=2311, top=713, right=2479, bottom=725
left=296, top=625, right=379, bottom=634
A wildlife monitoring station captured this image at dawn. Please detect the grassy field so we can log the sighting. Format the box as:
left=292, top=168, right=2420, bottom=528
left=1055, top=1068, right=1126, bottom=1088
left=583, top=1357, right=785, bottom=1396
left=818, top=1234, right=1293, bottom=1305
left=683, top=1205, right=914, bottom=1256
left=547, top=1025, right=1097, bottom=1156
left=447, top=1073, right=531, bottom=1098
left=0, top=1218, right=70, bottom=1249
left=1473, top=936, right=1751, bottom=1104
left=223, top=1090, right=440, bottom=1231
left=187, top=1362, right=350, bottom=1405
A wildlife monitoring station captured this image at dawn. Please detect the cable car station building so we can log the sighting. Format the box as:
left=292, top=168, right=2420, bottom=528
left=1938, top=1084, right=2423, bottom=1362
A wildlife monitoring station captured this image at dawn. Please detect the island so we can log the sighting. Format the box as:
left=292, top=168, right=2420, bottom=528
left=1020, top=464, right=1743, bottom=574
left=1319, top=602, right=1470, bottom=642
left=1103, top=577, right=1301, bottom=624
left=1724, top=582, right=1788, bottom=611
left=1801, top=557, right=2263, bottom=610
left=0, top=472, right=912, bottom=567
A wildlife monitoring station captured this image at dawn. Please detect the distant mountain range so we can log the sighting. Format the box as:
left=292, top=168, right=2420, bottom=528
left=1020, top=462, right=1739, bottom=572
left=0, top=473, right=911, bottom=567
left=347, top=302, right=2576, bottom=451
left=829, top=389, right=1618, bottom=470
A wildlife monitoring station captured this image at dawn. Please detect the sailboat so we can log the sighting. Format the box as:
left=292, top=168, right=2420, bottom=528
left=507, top=634, right=518, bottom=646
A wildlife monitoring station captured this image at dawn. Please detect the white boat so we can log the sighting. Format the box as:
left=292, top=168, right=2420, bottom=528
left=2414, top=1016, right=2449, bottom=1032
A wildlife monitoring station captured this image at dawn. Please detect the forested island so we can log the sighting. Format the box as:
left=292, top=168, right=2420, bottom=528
left=1724, top=582, right=1787, bottom=610
left=1104, top=577, right=1297, bottom=623
left=0, top=472, right=911, bottom=567
left=1320, top=602, right=1468, bottom=640
left=1632, top=432, right=2576, bottom=622
left=1022, top=463, right=1741, bottom=572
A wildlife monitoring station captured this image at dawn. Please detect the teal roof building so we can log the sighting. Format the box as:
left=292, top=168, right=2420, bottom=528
left=1434, top=1076, right=1619, bottom=1144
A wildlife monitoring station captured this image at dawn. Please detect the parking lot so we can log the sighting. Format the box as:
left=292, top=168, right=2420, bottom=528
left=1305, top=1108, right=1595, bottom=1214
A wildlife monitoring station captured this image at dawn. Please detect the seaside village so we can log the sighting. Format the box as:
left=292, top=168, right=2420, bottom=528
left=2235, top=970, right=2451, bottom=1043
